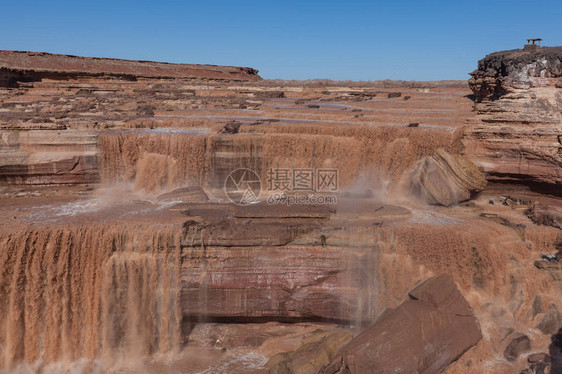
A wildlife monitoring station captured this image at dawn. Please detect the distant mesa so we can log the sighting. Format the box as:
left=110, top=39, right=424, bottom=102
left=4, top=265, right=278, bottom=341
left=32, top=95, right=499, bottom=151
left=0, top=50, right=262, bottom=87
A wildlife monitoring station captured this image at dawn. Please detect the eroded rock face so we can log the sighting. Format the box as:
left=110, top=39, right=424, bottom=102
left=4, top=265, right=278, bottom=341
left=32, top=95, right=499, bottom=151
left=0, top=129, right=99, bottom=185
left=0, top=50, right=262, bottom=86
left=469, top=47, right=562, bottom=101
left=178, top=201, right=419, bottom=323
left=323, top=274, right=482, bottom=374
left=466, top=46, right=562, bottom=186
left=180, top=203, right=352, bottom=322
left=410, top=148, right=487, bottom=206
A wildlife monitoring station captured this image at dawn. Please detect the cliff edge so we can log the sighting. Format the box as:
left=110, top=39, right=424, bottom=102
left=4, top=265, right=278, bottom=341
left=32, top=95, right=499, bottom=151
left=0, top=50, right=262, bottom=87
left=466, top=46, right=562, bottom=187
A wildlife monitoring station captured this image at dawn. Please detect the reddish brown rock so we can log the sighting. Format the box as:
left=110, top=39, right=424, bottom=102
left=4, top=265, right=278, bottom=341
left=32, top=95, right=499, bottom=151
left=0, top=130, right=99, bottom=186
left=466, top=46, right=562, bottom=186
left=410, top=149, right=487, bottom=206
left=0, top=50, right=262, bottom=87
left=535, top=304, right=562, bottom=335
left=504, top=333, right=531, bottom=362
left=322, top=274, right=482, bottom=374
left=179, top=202, right=409, bottom=322
left=266, top=330, right=353, bottom=374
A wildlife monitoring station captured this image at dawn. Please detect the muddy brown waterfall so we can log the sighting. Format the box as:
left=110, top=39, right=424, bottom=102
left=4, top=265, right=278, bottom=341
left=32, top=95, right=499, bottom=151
left=1, top=46, right=561, bottom=374
left=0, top=224, right=182, bottom=369
left=98, top=126, right=462, bottom=193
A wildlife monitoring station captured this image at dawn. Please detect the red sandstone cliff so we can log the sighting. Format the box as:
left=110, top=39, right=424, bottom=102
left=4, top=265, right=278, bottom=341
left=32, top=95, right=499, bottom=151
left=0, top=50, right=262, bottom=87
left=466, top=46, right=562, bottom=187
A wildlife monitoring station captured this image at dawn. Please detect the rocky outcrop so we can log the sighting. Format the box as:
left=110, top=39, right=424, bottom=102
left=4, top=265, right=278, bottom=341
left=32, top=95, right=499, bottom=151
left=0, top=129, right=99, bottom=185
left=466, top=46, right=562, bottom=186
left=526, top=203, right=562, bottom=229
left=218, top=120, right=242, bottom=134
left=469, top=47, right=562, bottom=101
left=0, top=50, right=262, bottom=87
left=323, top=274, right=482, bottom=374
left=178, top=201, right=423, bottom=323
left=410, top=148, right=487, bottom=206
left=179, top=203, right=351, bottom=322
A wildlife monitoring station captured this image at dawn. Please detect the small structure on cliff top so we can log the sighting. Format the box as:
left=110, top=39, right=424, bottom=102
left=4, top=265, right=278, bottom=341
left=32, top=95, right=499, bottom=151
left=525, top=38, right=542, bottom=51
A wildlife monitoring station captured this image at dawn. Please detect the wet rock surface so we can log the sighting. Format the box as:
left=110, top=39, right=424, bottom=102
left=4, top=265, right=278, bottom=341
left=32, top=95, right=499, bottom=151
left=1, top=50, right=561, bottom=374
left=520, top=352, right=552, bottom=374
left=266, top=330, right=352, bottom=374
left=410, top=148, right=487, bottom=206
left=535, top=304, right=562, bottom=335
left=323, top=274, right=482, bottom=374
left=178, top=201, right=412, bottom=322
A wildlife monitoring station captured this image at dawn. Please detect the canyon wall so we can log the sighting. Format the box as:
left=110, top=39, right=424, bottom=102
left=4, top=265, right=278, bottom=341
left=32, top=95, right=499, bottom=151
left=0, top=51, right=262, bottom=87
left=1, top=49, right=560, bottom=373
left=467, top=46, right=562, bottom=187
left=179, top=205, right=562, bottom=324
left=0, top=51, right=469, bottom=192
left=0, top=129, right=99, bottom=185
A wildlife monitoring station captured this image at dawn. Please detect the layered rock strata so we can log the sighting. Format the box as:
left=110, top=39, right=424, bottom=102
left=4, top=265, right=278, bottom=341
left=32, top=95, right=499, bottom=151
left=466, top=46, right=562, bottom=187
left=0, top=50, right=261, bottom=87
left=410, top=148, right=487, bottom=206
left=0, top=129, right=99, bottom=185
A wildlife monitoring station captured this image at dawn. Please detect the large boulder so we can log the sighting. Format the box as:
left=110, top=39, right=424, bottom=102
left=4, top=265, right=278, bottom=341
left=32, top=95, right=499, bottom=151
left=411, top=149, right=487, bottom=206
left=322, top=274, right=482, bottom=374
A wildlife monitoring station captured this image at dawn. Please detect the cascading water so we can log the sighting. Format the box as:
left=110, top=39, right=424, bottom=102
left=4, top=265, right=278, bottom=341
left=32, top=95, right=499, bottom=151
left=0, top=224, right=182, bottom=371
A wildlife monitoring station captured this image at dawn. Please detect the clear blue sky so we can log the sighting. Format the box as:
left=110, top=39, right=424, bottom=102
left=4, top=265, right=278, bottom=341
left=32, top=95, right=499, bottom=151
left=2, top=0, right=560, bottom=81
